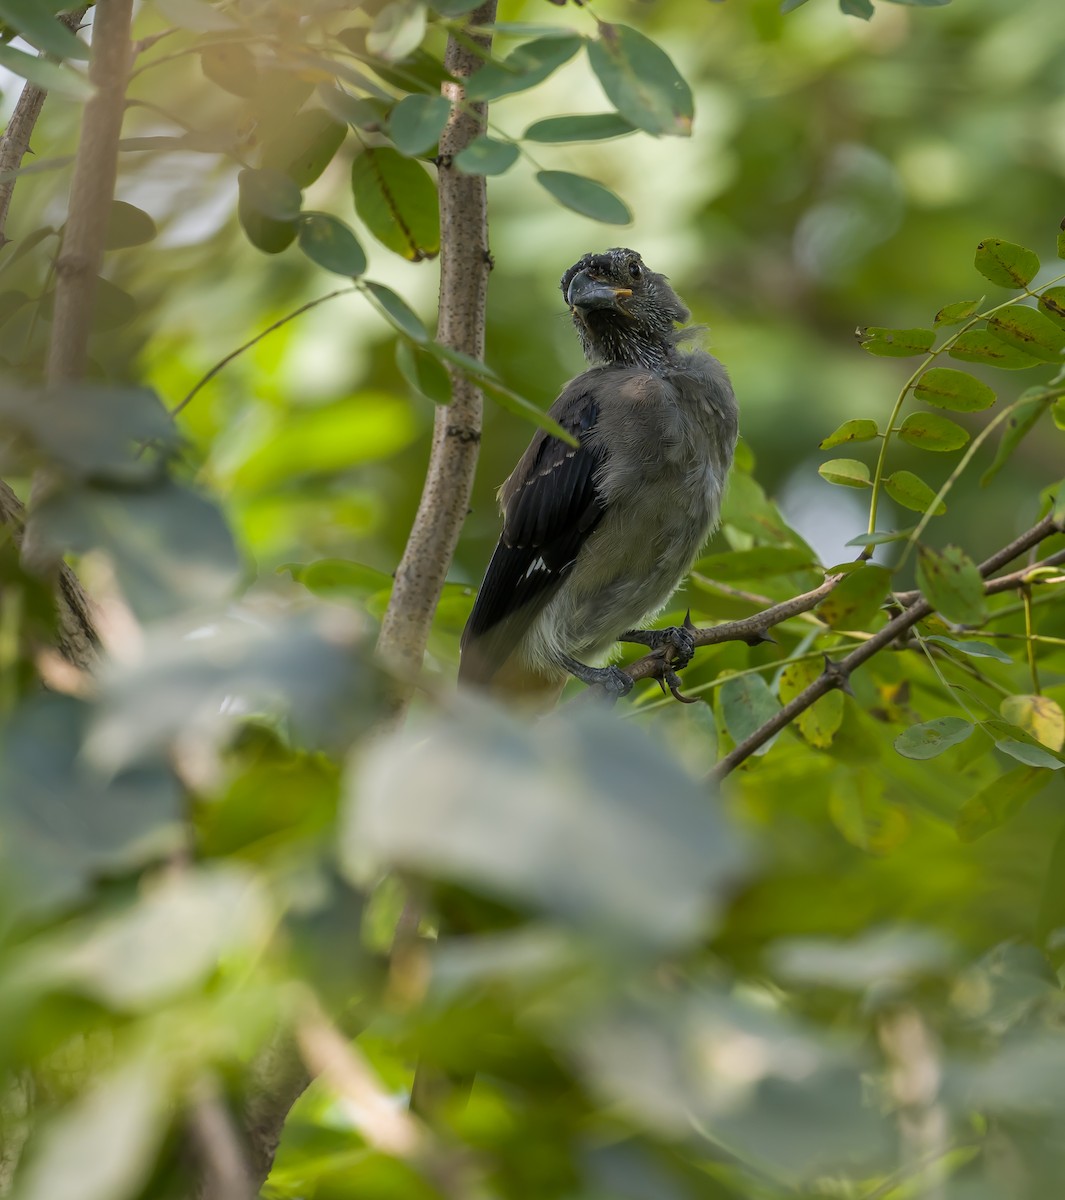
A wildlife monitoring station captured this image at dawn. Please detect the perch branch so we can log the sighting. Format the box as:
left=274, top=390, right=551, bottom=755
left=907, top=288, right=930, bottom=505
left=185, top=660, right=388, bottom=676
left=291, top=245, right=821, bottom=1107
left=375, top=0, right=498, bottom=714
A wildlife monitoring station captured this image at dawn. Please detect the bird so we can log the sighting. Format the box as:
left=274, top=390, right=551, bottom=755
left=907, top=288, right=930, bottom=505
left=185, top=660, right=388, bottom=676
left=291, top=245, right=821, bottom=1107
left=459, top=246, right=738, bottom=707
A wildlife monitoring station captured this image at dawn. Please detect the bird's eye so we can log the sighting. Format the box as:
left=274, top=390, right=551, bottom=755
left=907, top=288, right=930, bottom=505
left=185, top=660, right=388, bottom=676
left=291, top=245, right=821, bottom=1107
left=628, top=261, right=642, bottom=279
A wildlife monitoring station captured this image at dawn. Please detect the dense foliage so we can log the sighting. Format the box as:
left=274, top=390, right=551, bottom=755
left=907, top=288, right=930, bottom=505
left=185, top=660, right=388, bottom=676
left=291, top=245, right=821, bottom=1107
left=1, top=1, right=1064, bottom=1198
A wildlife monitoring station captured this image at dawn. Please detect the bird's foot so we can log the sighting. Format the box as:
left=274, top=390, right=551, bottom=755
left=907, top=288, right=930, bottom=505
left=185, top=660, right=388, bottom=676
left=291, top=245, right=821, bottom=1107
left=620, top=611, right=698, bottom=669
left=560, top=654, right=634, bottom=702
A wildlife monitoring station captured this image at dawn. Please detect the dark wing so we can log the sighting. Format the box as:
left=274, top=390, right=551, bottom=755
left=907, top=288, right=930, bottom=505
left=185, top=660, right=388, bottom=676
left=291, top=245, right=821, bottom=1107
left=459, top=381, right=607, bottom=684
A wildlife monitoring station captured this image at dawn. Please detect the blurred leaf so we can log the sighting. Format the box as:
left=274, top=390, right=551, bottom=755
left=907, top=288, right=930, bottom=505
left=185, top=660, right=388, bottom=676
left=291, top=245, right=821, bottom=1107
left=286, top=558, right=393, bottom=601
left=0, top=0, right=88, bottom=59
left=840, top=0, right=875, bottom=15
left=523, top=113, right=636, bottom=143
left=974, top=238, right=1040, bottom=289
left=465, top=36, right=582, bottom=102
left=346, top=705, right=750, bottom=949
left=781, top=0, right=811, bottom=10
left=696, top=545, right=816, bottom=580
left=153, top=0, right=239, bottom=31
left=262, top=109, right=346, bottom=188
left=388, top=93, right=451, bottom=156
left=430, top=0, right=482, bottom=12
left=859, top=326, right=935, bottom=357
left=11, top=1057, right=168, bottom=1200
left=956, top=767, right=1048, bottom=841
left=779, top=657, right=844, bottom=748
left=996, top=738, right=1064, bottom=770
left=104, top=200, right=157, bottom=250
left=818, top=458, right=870, bottom=487
left=820, top=418, right=878, bottom=449
left=237, top=167, right=301, bottom=222
left=0, top=695, right=181, bottom=918
left=199, top=43, right=258, bottom=97
left=934, top=298, right=982, bottom=327
left=480, top=376, right=580, bottom=444
left=1038, top=286, right=1065, bottom=329
left=898, top=411, right=970, bottom=451
left=913, top=366, right=996, bottom=411
left=916, top=544, right=986, bottom=624
left=948, top=329, right=1041, bottom=369
left=894, top=716, right=973, bottom=760
left=986, top=304, right=1065, bottom=362
left=0, top=44, right=91, bottom=99
left=396, top=339, right=450, bottom=404
left=770, top=926, right=954, bottom=988
left=1001, top=695, right=1065, bottom=752
left=587, top=23, right=694, bottom=137
left=927, top=635, right=1013, bottom=664
left=297, top=213, right=367, bottom=277
left=720, top=673, right=781, bottom=752
left=981, top=389, right=1051, bottom=485
left=34, top=479, right=242, bottom=621
left=352, top=147, right=439, bottom=260
left=0, top=288, right=31, bottom=327
left=454, top=136, right=520, bottom=175
left=817, top=564, right=892, bottom=629
left=366, top=1, right=427, bottom=61
left=364, top=280, right=429, bottom=342
left=318, top=85, right=389, bottom=131
left=535, top=170, right=631, bottom=225
left=885, top=470, right=946, bottom=514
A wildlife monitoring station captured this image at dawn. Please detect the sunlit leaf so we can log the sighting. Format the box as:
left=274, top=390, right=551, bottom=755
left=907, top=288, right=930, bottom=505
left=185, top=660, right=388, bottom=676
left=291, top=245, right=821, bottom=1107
left=898, top=411, right=970, bottom=451
left=1001, top=695, right=1065, bottom=752
left=948, top=329, right=1041, bottom=369
left=535, top=170, right=631, bottom=224
left=465, top=36, right=582, bottom=103
left=778, top=658, right=844, bottom=748
left=586, top=23, right=694, bottom=137
left=153, top=0, right=239, bottom=31
left=974, top=238, right=1039, bottom=289
left=352, top=147, right=439, bottom=260
left=523, top=113, right=636, bottom=143
left=916, top=544, right=986, bottom=625
left=894, top=717, right=973, bottom=760
left=859, top=326, right=935, bottom=357
left=388, top=93, right=451, bottom=156
left=366, top=0, right=427, bottom=62
left=200, top=43, right=258, bottom=97
left=818, top=458, right=870, bottom=488
left=454, top=135, right=520, bottom=175
left=986, top=304, right=1065, bottom=362
left=885, top=470, right=946, bottom=514
left=914, top=366, right=996, bottom=411
left=819, top=418, right=879, bottom=449
left=298, top=213, right=367, bottom=277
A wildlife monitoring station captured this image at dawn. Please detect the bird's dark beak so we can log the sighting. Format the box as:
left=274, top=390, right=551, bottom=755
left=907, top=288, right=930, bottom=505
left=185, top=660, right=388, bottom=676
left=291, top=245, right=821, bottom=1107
left=566, top=269, right=632, bottom=312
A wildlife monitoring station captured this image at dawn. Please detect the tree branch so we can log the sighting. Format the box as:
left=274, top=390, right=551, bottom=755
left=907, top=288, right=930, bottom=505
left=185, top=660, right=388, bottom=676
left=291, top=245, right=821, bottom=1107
left=709, top=515, right=1065, bottom=781
left=375, top=0, right=497, bottom=713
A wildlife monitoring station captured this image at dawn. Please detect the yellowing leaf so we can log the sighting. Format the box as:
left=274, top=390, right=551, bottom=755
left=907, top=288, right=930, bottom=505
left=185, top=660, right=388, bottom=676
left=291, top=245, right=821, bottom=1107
left=1000, top=694, right=1065, bottom=752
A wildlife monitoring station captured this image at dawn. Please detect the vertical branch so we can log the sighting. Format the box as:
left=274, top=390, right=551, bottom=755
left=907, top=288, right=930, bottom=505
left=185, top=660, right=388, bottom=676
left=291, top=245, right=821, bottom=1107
left=375, top=0, right=497, bottom=707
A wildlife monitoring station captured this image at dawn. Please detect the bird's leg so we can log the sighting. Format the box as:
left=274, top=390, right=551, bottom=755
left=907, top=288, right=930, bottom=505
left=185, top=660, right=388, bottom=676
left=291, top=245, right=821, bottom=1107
left=559, top=654, right=634, bottom=700
left=619, top=611, right=697, bottom=669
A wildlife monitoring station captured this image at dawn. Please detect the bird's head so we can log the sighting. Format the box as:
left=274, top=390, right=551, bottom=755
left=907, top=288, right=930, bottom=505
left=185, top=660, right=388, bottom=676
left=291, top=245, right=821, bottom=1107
left=560, top=247, right=690, bottom=368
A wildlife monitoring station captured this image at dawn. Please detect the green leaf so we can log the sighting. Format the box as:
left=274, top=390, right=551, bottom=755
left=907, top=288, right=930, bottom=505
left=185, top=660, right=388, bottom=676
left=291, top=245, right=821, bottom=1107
left=818, top=458, right=870, bottom=488
left=0, top=44, right=91, bottom=100
left=859, top=327, right=935, bottom=357
left=934, top=298, right=982, bottom=327
left=396, top=339, right=450, bottom=404
left=1059, top=229, right=1065, bottom=261
left=926, top=635, right=1013, bottom=664
left=318, top=86, right=389, bottom=131
left=996, top=738, right=1064, bottom=770
left=948, top=329, right=1040, bottom=369
left=956, top=766, right=1048, bottom=842
left=898, top=411, right=970, bottom=452
left=778, top=658, right=844, bottom=748
left=1037, top=287, right=1065, bottom=329
left=720, top=674, right=782, bottom=753
left=364, top=280, right=429, bottom=342
left=1055, top=400, right=1065, bottom=432
left=297, top=213, right=367, bottom=277
left=695, top=546, right=817, bottom=581
left=980, top=390, right=1051, bottom=486
left=840, top=0, right=874, bottom=15
left=237, top=167, right=301, bottom=222
left=366, top=1, right=427, bottom=60
left=465, top=36, right=582, bottom=103
left=974, top=238, right=1039, bottom=289
left=0, top=0, right=88, bottom=59
left=845, top=528, right=914, bottom=547
left=1000, top=695, right=1065, bottom=752
left=352, top=147, right=439, bottom=260
left=286, top=558, right=393, bottom=600
left=535, top=170, right=631, bottom=225
left=819, top=418, right=879, bottom=449
left=885, top=470, right=946, bottom=515
left=986, top=304, right=1065, bottom=362
left=586, top=23, right=694, bottom=138
left=153, top=0, right=239, bottom=31
left=523, top=113, right=636, bottom=143
left=200, top=44, right=258, bottom=98
left=388, top=93, right=450, bottom=156
left=913, top=366, right=996, bottom=411
left=480, top=378, right=579, bottom=445
left=262, top=109, right=347, bottom=188
left=916, top=544, right=987, bottom=625
left=454, top=135, right=520, bottom=176
left=781, top=0, right=811, bottom=10
left=894, top=717, right=973, bottom=760
left=104, top=201, right=157, bottom=250
left=817, top=564, right=892, bottom=630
